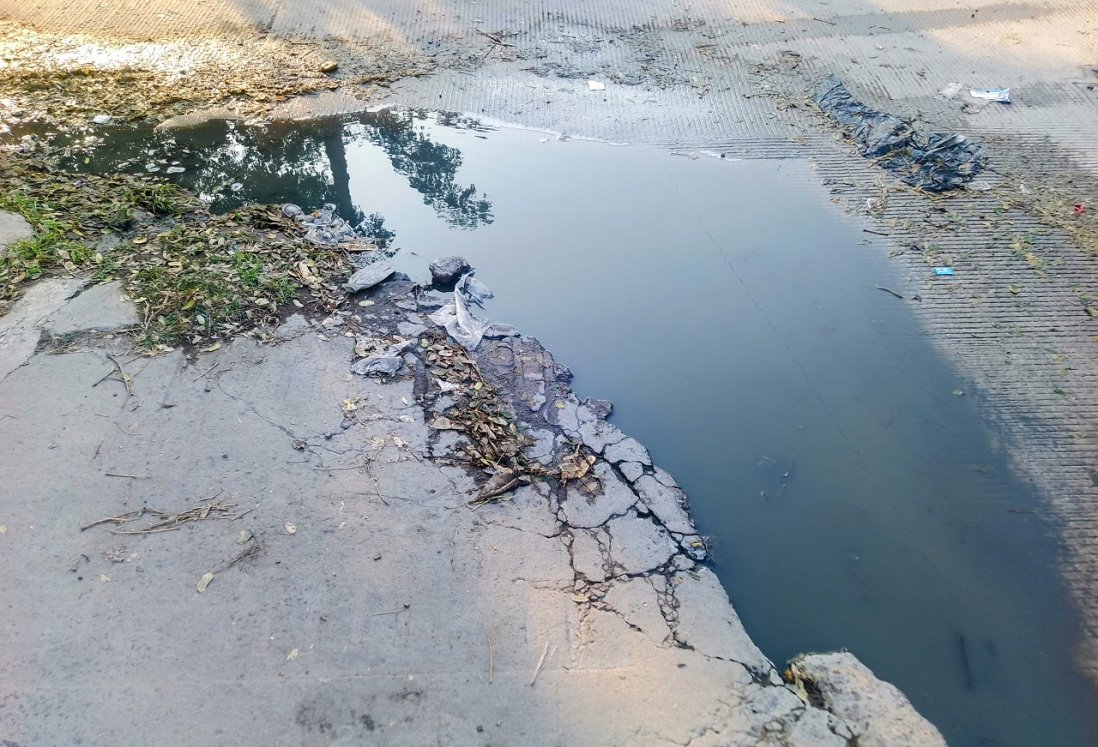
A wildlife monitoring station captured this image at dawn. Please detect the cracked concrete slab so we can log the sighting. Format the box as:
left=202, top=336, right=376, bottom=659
left=0, top=277, right=84, bottom=381
left=559, top=462, right=638, bottom=529
left=570, top=528, right=608, bottom=582
left=0, top=279, right=941, bottom=744
left=604, top=436, right=651, bottom=467
left=604, top=513, right=678, bottom=576
left=671, top=568, right=780, bottom=680
left=634, top=474, right=695, bottom=536
left=601, top=577, right=670, bottom=644
left=42, top=280, right=139, bottom=335
left=0, top=209, right=31, bottom=258
left=619, top=460, right=644, bottom=483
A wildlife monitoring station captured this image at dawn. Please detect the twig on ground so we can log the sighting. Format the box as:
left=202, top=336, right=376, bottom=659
left=370, top=603, right=411, bottom=616
left=469, top=477, right=521, bottom=507
left=104, top=471, right=150, bottom=478
left=223, top=541, right=262, bottom=569
left=107, top=354, right=134, bottom=396
left=875, top=286, right=904, bottom=299
left=487, top=632, right=495, bottom=685
left=193, top=361, right=219, bottom=381
left=81, top=500, right=236, bottom=534
left=529, top=640, right=551, bottom=686
left=475, top=28, right=515, bottom=46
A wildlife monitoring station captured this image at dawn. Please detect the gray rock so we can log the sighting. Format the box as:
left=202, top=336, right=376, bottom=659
left=43, top=281, right=139, bottom=335
left=343, top=261, right=394, bottom=293
left=428, top=256, right=472, bottom=285
left=789, top=653, right=947, bottom=747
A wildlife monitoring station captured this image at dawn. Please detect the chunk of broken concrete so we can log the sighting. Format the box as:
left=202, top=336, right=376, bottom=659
left=343, top=261, right=394, bottom=293
left=788, top=652, right=947, bottom=747
left=429, top=256, right=472, bottom=285
left=619, top=461, right=644, bottom=483
left=633, top=474, right=694, bottom=535
left=603, top=436, right=650, bottom=466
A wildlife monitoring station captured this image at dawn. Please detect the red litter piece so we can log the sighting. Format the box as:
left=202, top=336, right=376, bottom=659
left=1075, top=204, right=1086, bottom=215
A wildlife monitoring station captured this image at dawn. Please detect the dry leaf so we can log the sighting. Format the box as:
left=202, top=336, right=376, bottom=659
left=285, top=523, right=297, bottom=535
left=286, top=648, right=300, bottom=661
left=196, top=571, right=215, bottom=592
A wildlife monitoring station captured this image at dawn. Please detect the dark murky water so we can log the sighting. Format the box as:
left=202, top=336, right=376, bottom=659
left=43, top=111, right=1098, bottom=746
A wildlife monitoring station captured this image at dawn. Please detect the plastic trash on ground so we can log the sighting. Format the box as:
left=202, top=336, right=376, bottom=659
left=343, top=261, right=394, bottom=293
left=969, top=88, right=1011, bottom=103
left=429, top=273, right=492, bottom=350
left=351, top=338, right=414, bottom=376
left=281, top=202, right=379, bottom=251
left=459, top=275, right=494, bottom=305
left=815, top=75, right=984, bottom=191
left=933, top=267, right=955, bottom=276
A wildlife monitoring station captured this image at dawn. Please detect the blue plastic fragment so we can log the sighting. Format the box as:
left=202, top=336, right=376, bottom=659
left=933, top=267, right=955, bottom=276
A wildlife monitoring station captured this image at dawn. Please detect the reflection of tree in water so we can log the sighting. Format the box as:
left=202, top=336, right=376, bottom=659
left=356, top=109, right=493, bottom=229
left=59, top=109, right=493, bottom=234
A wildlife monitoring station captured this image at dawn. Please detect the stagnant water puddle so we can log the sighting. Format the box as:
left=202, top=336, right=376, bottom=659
left=38, top=110, right=1098, bottom=745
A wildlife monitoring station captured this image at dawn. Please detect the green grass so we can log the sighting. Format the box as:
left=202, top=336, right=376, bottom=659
left=1, top=150, right=352, bottom=350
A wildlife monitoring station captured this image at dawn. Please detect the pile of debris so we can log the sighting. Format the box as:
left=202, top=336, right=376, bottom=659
left=815, top=75, right=984, bottom=191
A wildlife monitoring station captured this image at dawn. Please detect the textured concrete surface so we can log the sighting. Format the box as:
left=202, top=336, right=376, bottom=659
left=0, top=279, right=941, bottom=745
left=0, top=210, right=31, bottom=259
left=2, top=0, right=1098, bottom=740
